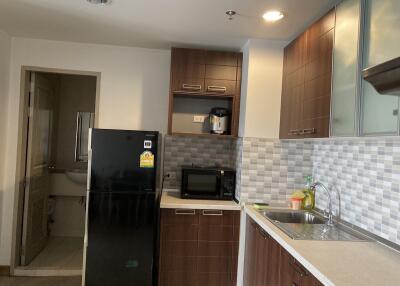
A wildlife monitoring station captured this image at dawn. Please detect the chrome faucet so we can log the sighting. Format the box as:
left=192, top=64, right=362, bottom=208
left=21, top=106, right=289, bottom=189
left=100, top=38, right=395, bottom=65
left=311, top=182, right=340, bottom=226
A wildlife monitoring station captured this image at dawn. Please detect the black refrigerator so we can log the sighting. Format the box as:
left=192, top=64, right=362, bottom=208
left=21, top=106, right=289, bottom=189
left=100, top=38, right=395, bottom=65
left=84, top=128, right=160, bottom=286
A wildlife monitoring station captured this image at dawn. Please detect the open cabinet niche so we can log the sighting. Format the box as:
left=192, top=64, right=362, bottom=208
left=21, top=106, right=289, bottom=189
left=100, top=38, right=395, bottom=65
left=172, top=95, right=233, bottom=135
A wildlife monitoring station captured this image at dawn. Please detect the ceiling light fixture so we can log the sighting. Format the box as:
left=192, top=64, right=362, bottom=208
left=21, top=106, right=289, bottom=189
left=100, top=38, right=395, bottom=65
left=87, top=0, right=112, bottom=5
left=263, top=10, right=285, bottom=22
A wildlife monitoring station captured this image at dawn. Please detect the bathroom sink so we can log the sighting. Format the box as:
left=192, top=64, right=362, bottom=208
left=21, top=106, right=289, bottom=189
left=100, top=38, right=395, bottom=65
left=65, top=169, right=87, bottom=185
left=261, top=210, right=326, bottom=224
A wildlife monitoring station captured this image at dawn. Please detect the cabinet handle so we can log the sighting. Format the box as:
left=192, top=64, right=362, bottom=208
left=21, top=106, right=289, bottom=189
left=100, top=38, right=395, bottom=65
left=292, top=283, right=299, bottom=286
left=175, top=209, right=196, bottom=215
left=202, top=210, right=223, bottom=216
left=207, top=85, right=227, bottom=93
left=182, top=84, right=201, bottom=91
left=288, top=129, right=302, bottom=135
left=256, top=227, right=269, bottom=239
left=290, top=261, right=308, bottom=277
left=302, top=128, right=316, bottom=135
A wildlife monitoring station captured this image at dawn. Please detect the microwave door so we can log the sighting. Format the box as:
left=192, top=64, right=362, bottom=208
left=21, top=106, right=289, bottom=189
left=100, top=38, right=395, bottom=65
left=183, top=171, right=220, bottom=198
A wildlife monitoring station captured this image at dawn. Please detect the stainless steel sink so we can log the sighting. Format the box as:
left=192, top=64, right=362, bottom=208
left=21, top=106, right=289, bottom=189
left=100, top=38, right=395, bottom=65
left=259, top=209, right=370, bottom=241
left=261, top=210, right=325, bottom=224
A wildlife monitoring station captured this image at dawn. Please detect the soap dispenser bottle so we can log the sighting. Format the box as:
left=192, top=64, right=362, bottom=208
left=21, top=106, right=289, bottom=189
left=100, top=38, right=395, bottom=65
left=301, top=175, right=315, bottom=210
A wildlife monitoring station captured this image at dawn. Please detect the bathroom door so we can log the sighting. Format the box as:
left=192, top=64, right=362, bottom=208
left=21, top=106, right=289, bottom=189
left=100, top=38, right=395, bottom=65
left=21, top=72, right=55, bottom=266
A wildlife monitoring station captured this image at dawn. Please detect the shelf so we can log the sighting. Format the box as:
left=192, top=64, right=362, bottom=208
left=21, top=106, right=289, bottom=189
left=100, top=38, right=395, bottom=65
left=170, top=132, right=237, bottom=139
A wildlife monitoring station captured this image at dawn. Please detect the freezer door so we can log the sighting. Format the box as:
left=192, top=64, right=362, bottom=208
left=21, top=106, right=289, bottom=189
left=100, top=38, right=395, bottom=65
left=90, top=129, right=158, bottom=192
left=85, top=191, right=157, bottom=286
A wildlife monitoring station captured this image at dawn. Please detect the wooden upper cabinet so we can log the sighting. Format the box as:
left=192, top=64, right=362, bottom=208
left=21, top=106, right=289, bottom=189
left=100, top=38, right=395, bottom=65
left=205, top=51, right=239, bottom=66
left=168, top=47, right=242, bottom=137
left=280, top=8, right=335, bottom=139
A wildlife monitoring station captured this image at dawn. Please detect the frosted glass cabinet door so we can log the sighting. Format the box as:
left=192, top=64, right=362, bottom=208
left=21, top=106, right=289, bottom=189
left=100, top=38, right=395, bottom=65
left=331, top=0, right=360, bottom=136
left=361, top=0, right=400, bottom=135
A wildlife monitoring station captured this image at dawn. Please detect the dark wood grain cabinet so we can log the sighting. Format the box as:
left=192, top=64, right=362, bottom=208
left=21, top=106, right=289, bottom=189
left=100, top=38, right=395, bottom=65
left=159, top=208, right=240, bottom=286
left=244, top=216, right=323, bottom=286
left=280, top=9, right=335, bottom=139
left=168, top=48, right=242, bottom=137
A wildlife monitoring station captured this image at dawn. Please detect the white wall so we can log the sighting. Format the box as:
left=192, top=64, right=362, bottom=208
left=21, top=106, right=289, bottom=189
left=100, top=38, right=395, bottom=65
left=239, top=39, right=286, bottom=139
left=0, top=37, right=170, bottom=264
left=0, top=30, right=11, bottom=266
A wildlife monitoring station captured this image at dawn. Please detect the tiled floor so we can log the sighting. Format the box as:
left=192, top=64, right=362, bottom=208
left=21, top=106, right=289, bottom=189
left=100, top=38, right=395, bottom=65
left=0, top=276, right=81, bottom=286
left=28, top=236, right=83, bottom=269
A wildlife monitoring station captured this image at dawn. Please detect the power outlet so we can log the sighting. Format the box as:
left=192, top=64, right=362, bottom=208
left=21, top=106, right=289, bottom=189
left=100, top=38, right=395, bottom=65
left=193, top=115, right=205, bottom=123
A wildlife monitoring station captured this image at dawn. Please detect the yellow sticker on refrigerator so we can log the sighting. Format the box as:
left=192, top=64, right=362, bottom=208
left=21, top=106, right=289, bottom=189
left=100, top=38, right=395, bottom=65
left=140, top=151, right=154, bottom=168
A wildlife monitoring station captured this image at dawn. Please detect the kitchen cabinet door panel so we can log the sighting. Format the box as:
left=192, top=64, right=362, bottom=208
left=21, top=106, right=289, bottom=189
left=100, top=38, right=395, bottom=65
left=304, top=73, right=331, bottom=101
left=161, top=209, right=199, bottom=225
left=308, top=9, right=335, bottom=42
left=198, top=241, right=233, bottom=257
left=266, top=237, right=281, bottom=286
left=280, top=8, right=335, bottom=139
left=159, top=271, right=198, bottom=286
left=197, top=272, right=232, bottom=286
left=161, top=255, right=197, bottom=272
left=205, top=65, right=237, bottom=80
left=159, top=209, right=239, bottom=286
left=199, top=225, right=234, bottom=241
left=197, top=256, right=232, bottom=273
left=286, top=67, right=305, bottom=90
left=199, top=210, right=236, bottom=225
left=205, top=51, right=239, bottom=66
left=243, top=218, right=257, bottom=286
left=171, top=77, right=205, bottom=93
left=162, top=224, right=199, bottom=241
left=361, top=0, right=400, bottom=136
left=163, top=240, right=197, bottom=257
left=204, top=79, right=236, bottom=95
left=302, top=96, right=331, bottom=120
left=173, top=63, right=205, bottom=79
left=331, top=0, right=361, bottom=137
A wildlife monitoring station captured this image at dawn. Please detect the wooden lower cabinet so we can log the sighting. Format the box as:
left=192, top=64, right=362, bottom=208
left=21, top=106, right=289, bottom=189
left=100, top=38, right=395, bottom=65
left=244, top=216, right=323, bottom=286
left=159, top=209, right=240, bottom=286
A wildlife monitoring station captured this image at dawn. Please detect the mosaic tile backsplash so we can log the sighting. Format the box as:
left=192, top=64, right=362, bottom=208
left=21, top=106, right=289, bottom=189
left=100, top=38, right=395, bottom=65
left=312, top=138, right=400, bottom=245
left=236, top=138, right=313, bottom=202
left=236, top=137, right=400, bottom=245
left=162, top=135, right=235, bottom=189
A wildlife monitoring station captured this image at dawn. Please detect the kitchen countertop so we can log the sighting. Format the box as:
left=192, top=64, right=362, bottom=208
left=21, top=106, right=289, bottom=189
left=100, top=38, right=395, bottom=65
left=245, top=205, right=400, bottom=286
left=160, top=190, right=241, bottom=210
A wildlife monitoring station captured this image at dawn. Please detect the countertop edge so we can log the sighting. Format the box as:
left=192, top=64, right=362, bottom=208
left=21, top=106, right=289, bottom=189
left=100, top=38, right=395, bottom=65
left=245, top=205, right=335, bottom=286
left=160, top=190, right=241, bottom=211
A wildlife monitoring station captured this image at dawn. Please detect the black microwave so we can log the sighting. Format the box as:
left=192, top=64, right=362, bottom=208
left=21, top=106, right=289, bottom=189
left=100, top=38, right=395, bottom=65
left=181, top=166, right=235, bottom=200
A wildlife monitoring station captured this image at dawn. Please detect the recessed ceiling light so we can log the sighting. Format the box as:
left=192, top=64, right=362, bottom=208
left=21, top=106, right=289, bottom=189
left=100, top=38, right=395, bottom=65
left=87, top=0, right=112, bottom=5
left=263, top=10, right=285, bottom=22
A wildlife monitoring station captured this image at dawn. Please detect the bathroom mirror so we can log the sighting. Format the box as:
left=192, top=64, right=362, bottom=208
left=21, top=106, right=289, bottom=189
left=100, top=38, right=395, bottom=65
left=75, top=111, right=94, bottom=162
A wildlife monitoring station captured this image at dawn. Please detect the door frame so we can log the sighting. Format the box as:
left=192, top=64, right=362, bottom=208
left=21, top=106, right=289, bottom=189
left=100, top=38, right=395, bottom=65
left=10, top=66, right=101, bottom=275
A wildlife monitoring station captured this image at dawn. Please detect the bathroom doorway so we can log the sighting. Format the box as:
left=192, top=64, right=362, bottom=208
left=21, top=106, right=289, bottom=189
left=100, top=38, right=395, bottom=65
left=11, top=67, right=100, bottom=276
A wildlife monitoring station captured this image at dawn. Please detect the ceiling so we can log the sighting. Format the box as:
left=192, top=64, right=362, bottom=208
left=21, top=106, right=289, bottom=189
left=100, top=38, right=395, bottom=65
left=0, top=0, right=339, bottom=50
